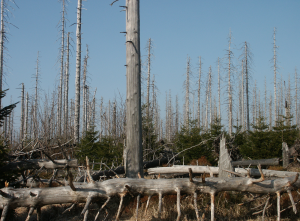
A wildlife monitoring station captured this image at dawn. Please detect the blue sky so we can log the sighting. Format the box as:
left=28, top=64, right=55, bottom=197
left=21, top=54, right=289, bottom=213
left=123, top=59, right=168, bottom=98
left=2, top=0, right=300, bottom=129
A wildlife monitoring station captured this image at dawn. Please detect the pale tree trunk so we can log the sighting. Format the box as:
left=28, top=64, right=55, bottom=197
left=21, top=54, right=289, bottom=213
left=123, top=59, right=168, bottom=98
left=64, top=32, right=70, bottom=138
left=227, top=32, right=233, bottom=136
left=58, top=0, right=65, bottom=137
left=244, top=42, right=250, bottom=131
left=241, top=60, right=245, bottom=131
left=295, top=69, right=298, bottom=127
left=146, top=38, right=152, bottom=119
left=0, top=0, right=4, bottom=109
left=264, top=77, right=267, bottom=124
left=209, top=67, right=212, bottom=128
left=99, top=97, right=103, bottom=140
left=125, top=0, right=143, bottom=178
left=185, top=56, right=190, bottom=129
left=74, top=0, right=82, bottom=143
left=34, top=52, right=40, bottom=140
left=175, top=95, right=179, bottom=134
left=218, top=57, right=221, bottom=123
left=273, top=28, right=278, bottom=126
left=269, top=94, right=272, bottom=130
left=82, top=46, right=89, bottom=134
left=24, top=92, right=29, bottom=141
left=197, top=56, right=202, bottom=128
left=20, top=83, right=24, bottom=142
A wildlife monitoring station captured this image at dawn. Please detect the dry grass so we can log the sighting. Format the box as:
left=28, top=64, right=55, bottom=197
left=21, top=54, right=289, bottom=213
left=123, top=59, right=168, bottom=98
left=5, top=190, right=300, bottom=221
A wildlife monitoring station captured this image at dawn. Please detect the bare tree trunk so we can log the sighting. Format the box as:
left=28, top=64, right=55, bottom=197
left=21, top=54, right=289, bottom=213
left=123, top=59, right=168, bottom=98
left=273, top=28, right=278, bottom=126
left=34, top=52, right=40, bottom=140
left=58, top=0, right=65, bottom=137
left=125, top=0, right=143, bottom=178
left=20, top=83, right=24, bottom=142
left=295, top=69, right=298, bottom=127
left=218, top=57, right=221, bottom=123
left=0, top=0, right=4, bottom=109
left=198, top=56, right=202, bottom=128
left=24, top=92, right=29, bottom=141
left=244, top=42, right=250, bottom=131
left=64, top=32, right=70, bottom=139
left=227, top=32, right=233, bottom=136
left=146, top=38, right=152, bottom=120
left=74, top=0, right=82, bottom=143
left=185, top=56, right=190, bottom=129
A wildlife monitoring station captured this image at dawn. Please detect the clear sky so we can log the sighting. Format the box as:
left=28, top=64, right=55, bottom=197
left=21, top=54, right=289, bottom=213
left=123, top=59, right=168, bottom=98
left=2, top=0, right=300, bottom=130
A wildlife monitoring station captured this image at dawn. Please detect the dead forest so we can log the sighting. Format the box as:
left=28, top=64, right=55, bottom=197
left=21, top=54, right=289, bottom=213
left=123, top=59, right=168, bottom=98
left=1, top=0, right=300, bottom=220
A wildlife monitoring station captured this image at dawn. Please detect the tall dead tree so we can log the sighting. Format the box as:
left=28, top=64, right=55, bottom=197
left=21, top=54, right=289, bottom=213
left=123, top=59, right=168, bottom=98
left=74, top=0, right=82, bottom=143
left=295, top=68, right=298, bottom=127
left=64, top=32, right=70, bottom=138
left=197, top=56, right=202, bottom=128
left=82, top=46, right=89, bottom=134
left=227, top=32, right=233, bottom=136
left=20, top=83, right=24, bottom=142
left=33, top=52, right=40, bottom=140
left=146, top=38, right=152, bottom=120
left=185, top=56, right=191, bottom=129
left=217, top=57, right=221, bottom=122
left=273, top=27, right=278, bottom=126
left=124, top=0, right=143, bottom=178
left=57, top=0, right=66, bottom=137
left=0, top=0, right=4, bottom=109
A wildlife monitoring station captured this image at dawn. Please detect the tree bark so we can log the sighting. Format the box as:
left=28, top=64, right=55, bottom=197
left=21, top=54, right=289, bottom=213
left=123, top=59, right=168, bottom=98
left=125, top=0, right=143, bottom=178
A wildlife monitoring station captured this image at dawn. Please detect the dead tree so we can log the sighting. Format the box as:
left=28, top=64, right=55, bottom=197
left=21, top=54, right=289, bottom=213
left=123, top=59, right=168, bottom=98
left=74, top=0, right=82, bottom=144
left=64, top=32, right=70, bottom=138
left=124, top=0, right=143, bottom=178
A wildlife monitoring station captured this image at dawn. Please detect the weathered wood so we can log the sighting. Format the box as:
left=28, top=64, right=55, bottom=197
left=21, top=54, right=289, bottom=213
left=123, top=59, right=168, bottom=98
left=282, top=142, right=289, bottom=168
left=148, top=165, right=298, bottom=178
left=232, top=158, right=280, bottom=166
left=1, top=176, right=299, bottom=210
left=125, top=0, right=143, bottom=178
left=0, top=159, right=77, bottom=173
left=219, top=134, right=233, bottom=178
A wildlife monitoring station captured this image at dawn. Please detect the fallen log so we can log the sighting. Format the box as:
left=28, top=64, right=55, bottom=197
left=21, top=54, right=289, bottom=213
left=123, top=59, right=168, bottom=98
left=0, top=159, right=78, bottom=173
left=232, top=158, right=280, bottom=166
left=148, top=165, right=298, bottom=178
left=0, top=173, right=299, bottom=221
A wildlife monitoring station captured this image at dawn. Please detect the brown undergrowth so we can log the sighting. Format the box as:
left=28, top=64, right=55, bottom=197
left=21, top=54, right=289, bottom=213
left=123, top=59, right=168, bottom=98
left=5, top=190, right=300, bottom=220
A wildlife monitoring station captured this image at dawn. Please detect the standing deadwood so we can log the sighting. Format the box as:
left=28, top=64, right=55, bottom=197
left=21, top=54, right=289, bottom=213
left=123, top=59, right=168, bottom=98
left=146, top=38, right=152, bottom=120
left=74, top=0, right=82, bottom=144
left=217, top=57, right=221, bottom=122
left=227, top=31, right=233, bottom=136
left=198, top=56, right=202, bottom=128
left=99, top=97, right=103, bottom=140
left=20, top=83, right=25, bottom=142
left=244, top=42, right=250, bottom=131
left=240, top=60, right=244, bottom=131
left=82, top=46, right=89, bottom=134
left=64, top=32, right=70, bottom=138
left=113, top=101, right=116, bottom=138
left=24, top=92, right=29, bottom=140
left=0, top=0, right=4, bottom=109
left=282, top=142, right=289, bottom=169
left=58, top=0, right=66, bottom=137
left=175, top=94, right=179, bottom=134
left=185, top=56, right=191, bottom=129
left=34, top=52, right=40, bottom=140
left=125, top=0, right=143, bottom=178
left=273, top=27, right=278, bottom=125
left=295, top=68, right=298, bottom=127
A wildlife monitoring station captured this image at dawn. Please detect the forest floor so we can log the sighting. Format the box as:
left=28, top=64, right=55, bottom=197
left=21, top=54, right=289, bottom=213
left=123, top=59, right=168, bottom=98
left=6, top=190, right=300, bottom=221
